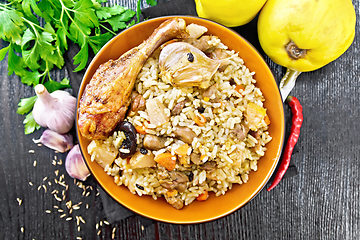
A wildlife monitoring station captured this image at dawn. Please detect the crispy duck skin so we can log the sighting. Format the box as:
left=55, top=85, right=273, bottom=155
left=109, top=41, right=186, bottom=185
left=78, top=18, right=188, bottom=140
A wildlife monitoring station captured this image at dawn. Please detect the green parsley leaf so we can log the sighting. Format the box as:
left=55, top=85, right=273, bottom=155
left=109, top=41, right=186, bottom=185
left=73, top=41, right=89, bottom=72
left=37, top=0, right=56, bottom=24
left=136, top=0, right=141, bottom=23
left=104, top=8, right=136, bottom=31
left=115, top=9, right=136, bottom=22
left=0, top=45, right=10, bottom=61
left=21, top=70, right=41, bottom=86
left=21, top=28, right=41, bottom=70
left=44, top=78, right=71, bottom=93
left=56, top=27, right=68, bottom=52
left=17, top=95, right=37, bottom=115
left=95, top=5, right=126, bottom=20
left=0, top=8, right=25, bottom=45
left=7, top=44, right=27, bottom=77
left=88, top=32, right=113, bottom=54
left=72, top=0, right=99, bottom=31
left=146, top=0, right=157, bottom=6
left=21, top=28, right=59, bottom=71
left=21, top=0, right=43, bottom=23
left=23, top=111, right=41, bottom=135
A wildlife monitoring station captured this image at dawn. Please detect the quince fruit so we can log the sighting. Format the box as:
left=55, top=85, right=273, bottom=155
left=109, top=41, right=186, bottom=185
left=195, top=0, right=267, bottom=27
left=258, top=0, right=356, bottom=72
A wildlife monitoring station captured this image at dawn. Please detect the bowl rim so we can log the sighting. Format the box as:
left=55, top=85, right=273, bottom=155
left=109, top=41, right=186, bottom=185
left=76, top=15, right=285, bottom=224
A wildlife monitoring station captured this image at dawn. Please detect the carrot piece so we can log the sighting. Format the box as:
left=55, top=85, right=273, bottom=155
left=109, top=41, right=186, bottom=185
left=135, top=125, right=147, bottom=135
left=264, top=114, right=271, bottom=125
left=196, top=190, right=209, bottom=201
left=194, top=114, right=206, bottom=126
left=200, top=154, right=207, bottom=161
left=175, top=144, right=190, bottom=156
left=154, top=152, right=177, bottom=171
left=165, top=189, right=178, bottom=198
left=235, top=84, right=245, bottom=94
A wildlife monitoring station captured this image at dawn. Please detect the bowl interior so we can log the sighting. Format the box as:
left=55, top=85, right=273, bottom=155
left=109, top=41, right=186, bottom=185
left=77, top=16, right=284, bottom=224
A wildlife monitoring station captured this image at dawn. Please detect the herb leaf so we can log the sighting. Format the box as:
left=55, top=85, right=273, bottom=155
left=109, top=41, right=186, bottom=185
left=95, top=5, right=126, bottom=20
left=23, top=111, right=41, bottom=135
left=146, top=0, right=157, bottom=6
left=105, top=9, right=136, bottom=31
left=17, top=95, right=38, bottom=115
left=0, top=8, right=25, bottom=45
left=44, top=78, right=72, bottom=93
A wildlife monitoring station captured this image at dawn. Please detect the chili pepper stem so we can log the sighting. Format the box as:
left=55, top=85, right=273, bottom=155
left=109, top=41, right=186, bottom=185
left=267, top=96, right=303, bottom=191
left=279, top=68, right=302, bottom=102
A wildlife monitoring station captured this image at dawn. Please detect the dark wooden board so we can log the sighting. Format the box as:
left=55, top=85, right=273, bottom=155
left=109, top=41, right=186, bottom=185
left=0, top=0, right=359, bottom=239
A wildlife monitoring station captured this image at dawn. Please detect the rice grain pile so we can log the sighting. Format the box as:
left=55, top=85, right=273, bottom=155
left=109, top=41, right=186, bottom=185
left=87, top=25, right=272, bottom=210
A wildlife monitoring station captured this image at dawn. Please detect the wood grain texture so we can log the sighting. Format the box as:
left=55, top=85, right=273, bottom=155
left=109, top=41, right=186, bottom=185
left=0, top=0, right=359, bottom=239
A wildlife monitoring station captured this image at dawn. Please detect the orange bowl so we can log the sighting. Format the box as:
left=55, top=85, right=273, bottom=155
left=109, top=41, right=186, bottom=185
left=76, top=16, right=285, bottom=224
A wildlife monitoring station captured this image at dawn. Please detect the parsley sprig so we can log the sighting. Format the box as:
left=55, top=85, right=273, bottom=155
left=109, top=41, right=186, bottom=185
left=0, top=0, right=152, bottom=134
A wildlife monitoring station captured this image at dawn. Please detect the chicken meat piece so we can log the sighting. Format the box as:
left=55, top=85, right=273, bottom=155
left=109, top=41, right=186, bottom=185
left=159, top=42, right=221, bottom=89
left=78, top=18, right=189, bottom=140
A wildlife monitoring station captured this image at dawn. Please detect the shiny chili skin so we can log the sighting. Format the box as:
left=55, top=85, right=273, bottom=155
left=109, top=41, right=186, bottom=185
left=267, top=96, right=303, bottom=191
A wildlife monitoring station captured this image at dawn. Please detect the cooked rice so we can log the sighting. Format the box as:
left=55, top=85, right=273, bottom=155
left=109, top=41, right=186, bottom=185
left=87, top=27, right=272, bottom=209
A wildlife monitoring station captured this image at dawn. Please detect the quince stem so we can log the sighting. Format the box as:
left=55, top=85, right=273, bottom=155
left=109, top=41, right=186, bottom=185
left=279, top=68, right=302, bottom=102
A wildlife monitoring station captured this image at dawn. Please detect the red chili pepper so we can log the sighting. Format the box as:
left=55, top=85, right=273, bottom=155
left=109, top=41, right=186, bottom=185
left=267, top=95, right=303, bottom=191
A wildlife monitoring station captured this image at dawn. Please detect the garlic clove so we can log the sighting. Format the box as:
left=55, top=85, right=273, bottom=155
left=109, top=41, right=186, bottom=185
left=33, top=84, right=77, bottom=134
left=33, top=129, right=74, bottom=153
left=65, top=144, right=91, bottom=181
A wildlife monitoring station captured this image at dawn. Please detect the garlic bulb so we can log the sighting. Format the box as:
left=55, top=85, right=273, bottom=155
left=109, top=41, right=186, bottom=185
left=33, top=84, right=77, bottom=134
left=33, top=129, right=74, bottom=153
left=65, top=144, right=90, bottom=181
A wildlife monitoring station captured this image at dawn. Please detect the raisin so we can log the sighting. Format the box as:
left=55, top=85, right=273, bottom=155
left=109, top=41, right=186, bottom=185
left=140, top=147, right=148, bottom=155
left=188, top=172, right=194, bottom=182
left=187, top=52, right=194, bottom=62
left=197, top=107, right=205, bottom=113
left=136, top=184, right=144, bottom=190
